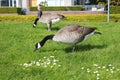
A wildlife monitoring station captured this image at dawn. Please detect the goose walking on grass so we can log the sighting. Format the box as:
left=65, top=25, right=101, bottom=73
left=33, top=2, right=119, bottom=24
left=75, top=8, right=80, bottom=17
left=34, top=24, right=101, bottom=52
left=33, top=13, right=65, bottom=31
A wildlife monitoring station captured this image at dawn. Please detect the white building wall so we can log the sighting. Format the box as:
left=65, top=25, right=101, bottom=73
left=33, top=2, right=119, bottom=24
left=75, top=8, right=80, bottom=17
left=18, top=0, right=22, bottom=7
left=21, top=0, right=28, bottom=8
left=21, top=0, right=29, bottom=14
left=47, top=0, right=56, bottom=6
left=35, top=0, right=74, bottom=6
left=37, top=0, right=46, bottom=5
left=64, top=0, right=73, bottom=6
left=16, top=0, right=19, bottom=7
left=47, top=0, right=72, bottom=6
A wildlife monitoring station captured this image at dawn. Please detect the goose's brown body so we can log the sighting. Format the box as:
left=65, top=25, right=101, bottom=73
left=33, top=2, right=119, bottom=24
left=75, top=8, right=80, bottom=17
left=34, top=24, right=101, bottom=52
left=38, top=13, right=65, bottom=31
left=53, top=24, right=97, bottom=44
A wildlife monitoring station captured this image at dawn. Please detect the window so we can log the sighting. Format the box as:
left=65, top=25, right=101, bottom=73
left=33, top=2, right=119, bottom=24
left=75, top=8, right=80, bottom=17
left=85, top=0, right=90, bottom=4
left=73, top=0, right=87, bottom=5
left=0, top=0, right=9, bottom=6
left=0, top=0, right=17, bottom=7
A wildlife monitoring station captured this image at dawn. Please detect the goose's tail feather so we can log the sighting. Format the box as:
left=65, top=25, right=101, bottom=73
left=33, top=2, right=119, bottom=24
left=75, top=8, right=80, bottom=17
left=94, top=32, right=102, bottom=35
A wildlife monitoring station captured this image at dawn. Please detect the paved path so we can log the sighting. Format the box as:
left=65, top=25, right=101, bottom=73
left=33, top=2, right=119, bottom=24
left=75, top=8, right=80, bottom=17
left=0, top=11, right=106, bottom=16
left=29, top=11, right=107, bottom=15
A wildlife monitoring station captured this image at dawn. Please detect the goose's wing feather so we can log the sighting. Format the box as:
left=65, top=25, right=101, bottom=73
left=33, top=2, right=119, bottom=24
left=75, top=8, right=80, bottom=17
left=53, top=24, right=97, bottom=44
left=52, top=25, right=84, bottom=43
left=56, top=24, right=96, bottom=35
left=39, top=13, right=64, bottom=23
left=81, top=26, right=96, bottom=36
left=40, top=13, right=63, bottom=20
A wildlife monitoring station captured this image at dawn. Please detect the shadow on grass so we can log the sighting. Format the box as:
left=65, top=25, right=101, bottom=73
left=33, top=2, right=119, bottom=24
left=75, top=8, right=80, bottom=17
left=51, top=27, right=60, bottom=31
left=65, top=44, right=107, bottom=53
left=33, top=44, right=107, bottom=53
left=37, top=26, right=60, bottom=31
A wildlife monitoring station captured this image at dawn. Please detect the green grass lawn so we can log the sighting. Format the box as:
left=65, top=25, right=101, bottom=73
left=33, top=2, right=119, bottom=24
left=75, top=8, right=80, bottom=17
left=0, top=21, right=120, bottom=80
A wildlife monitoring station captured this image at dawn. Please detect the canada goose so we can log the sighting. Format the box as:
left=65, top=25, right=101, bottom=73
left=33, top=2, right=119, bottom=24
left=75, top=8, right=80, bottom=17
left=34, top=24, right=101, bottom=52
left=33, top=13, right=65, bottom=31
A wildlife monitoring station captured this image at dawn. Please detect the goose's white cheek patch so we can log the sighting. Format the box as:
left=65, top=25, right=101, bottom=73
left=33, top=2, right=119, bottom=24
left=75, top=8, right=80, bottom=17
left=37, top=43, right=41, bottom=48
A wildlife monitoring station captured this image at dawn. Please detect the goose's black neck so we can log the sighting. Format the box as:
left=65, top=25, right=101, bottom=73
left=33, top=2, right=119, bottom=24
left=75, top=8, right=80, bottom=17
left=39, top=34, right=54, bottom=47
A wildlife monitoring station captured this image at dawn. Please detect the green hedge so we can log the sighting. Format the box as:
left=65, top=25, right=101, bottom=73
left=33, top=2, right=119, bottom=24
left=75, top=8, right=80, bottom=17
left=0, top=7, right=21, bottom=13
left=0, top=6, right=119, bottom=14
left=30, top=6, right=84, bottom=11
left=0, top=14, right=120, bottom=22
left=110, top=6, right=120, bottom=14
left=66, top=14, right=120, bottom=22
left=0, top=15, right=35, bottom=22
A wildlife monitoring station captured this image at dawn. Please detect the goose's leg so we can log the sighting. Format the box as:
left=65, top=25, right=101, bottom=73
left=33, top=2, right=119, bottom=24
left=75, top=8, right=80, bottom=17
left=72, top=44, right=76, bottom=52
left=47, top=21, right=52, bottom=31
left=33, top=18, right=39, bottom=28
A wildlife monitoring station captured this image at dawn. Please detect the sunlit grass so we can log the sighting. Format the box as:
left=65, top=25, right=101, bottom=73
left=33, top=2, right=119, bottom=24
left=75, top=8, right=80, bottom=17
left=0, top=21, right=120, bottom=80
